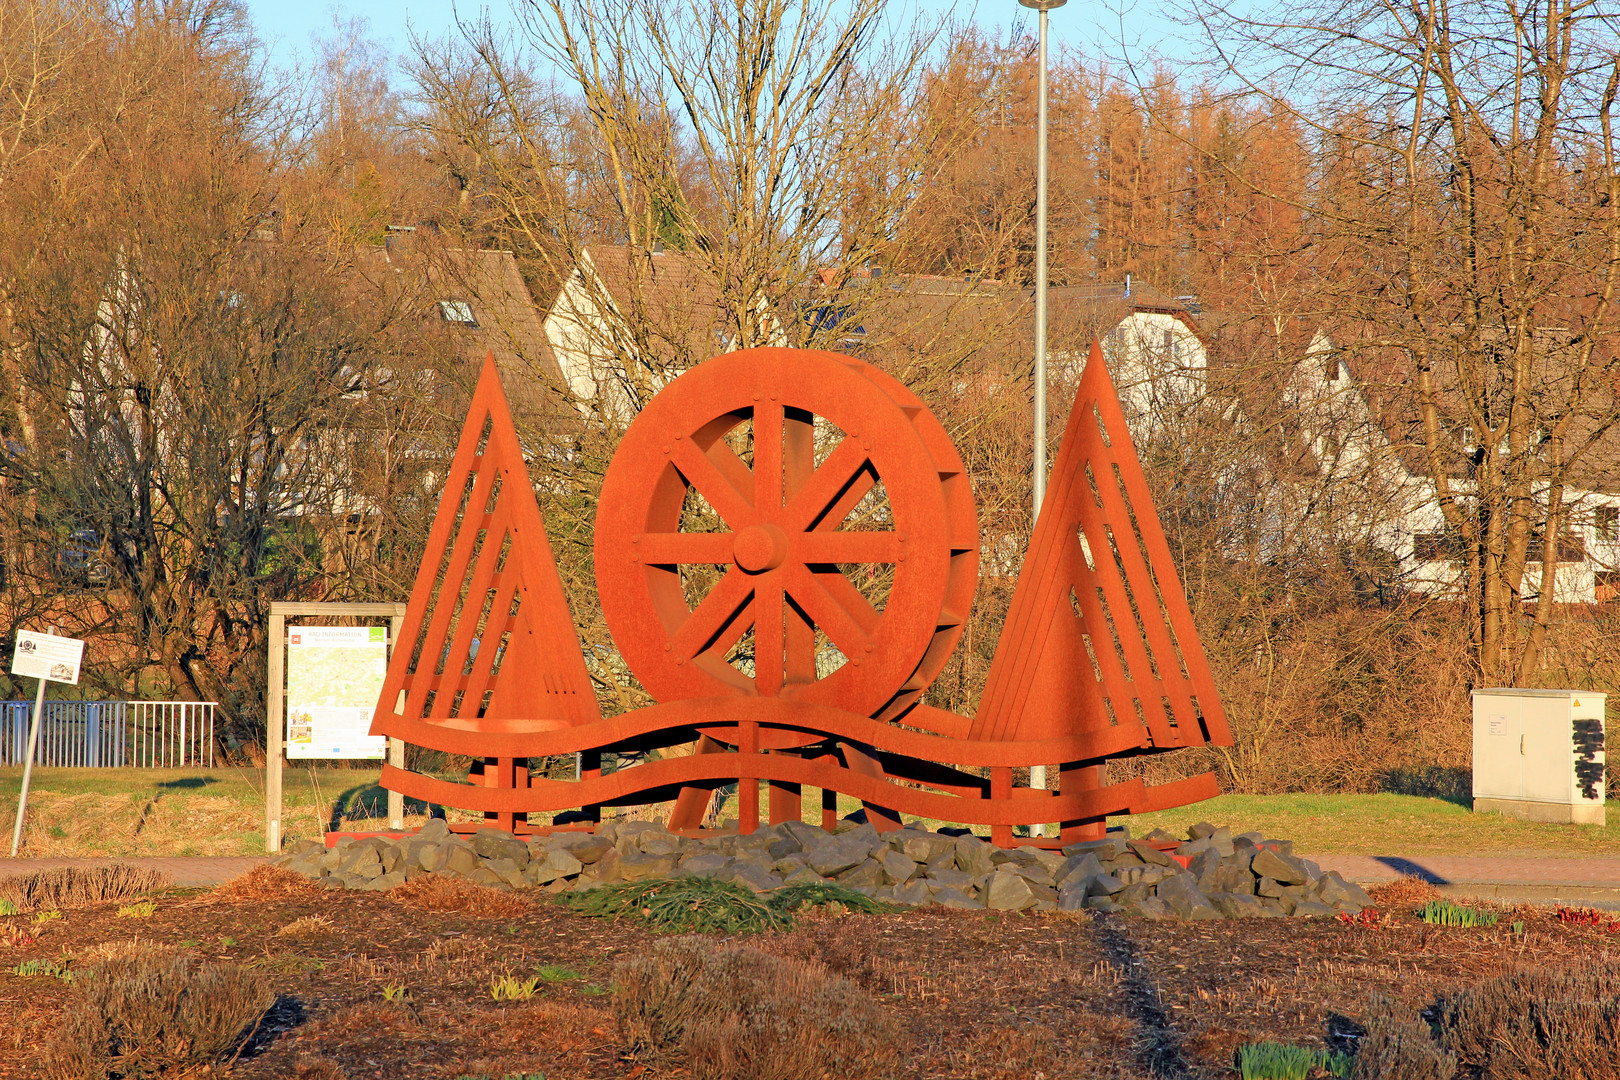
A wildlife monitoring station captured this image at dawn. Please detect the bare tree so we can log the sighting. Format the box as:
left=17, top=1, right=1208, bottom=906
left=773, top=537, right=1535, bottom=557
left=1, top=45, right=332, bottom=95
left=1188, top=0, right=1620, bottom=683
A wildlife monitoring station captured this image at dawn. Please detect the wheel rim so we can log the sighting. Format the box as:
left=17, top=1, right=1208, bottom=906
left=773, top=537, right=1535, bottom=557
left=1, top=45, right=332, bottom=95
left=596, top=348, right=978, bottom=720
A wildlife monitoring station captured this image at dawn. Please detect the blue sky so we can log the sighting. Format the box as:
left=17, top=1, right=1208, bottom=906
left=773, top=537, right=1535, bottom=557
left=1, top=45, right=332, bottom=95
left=242, top=0, right=1206, bottom=83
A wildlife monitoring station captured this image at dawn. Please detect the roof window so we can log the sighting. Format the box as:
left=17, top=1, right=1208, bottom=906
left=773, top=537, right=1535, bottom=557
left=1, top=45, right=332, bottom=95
left=439, top=299, right=478, bottom=326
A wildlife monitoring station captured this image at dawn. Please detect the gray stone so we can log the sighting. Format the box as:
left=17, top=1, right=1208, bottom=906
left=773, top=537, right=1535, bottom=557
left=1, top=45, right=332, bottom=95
left=638, top=829, right=683, bottom=856
left=418, top=818, right=452, bottom=840
left=618, top=851, right=679, bottom=881
left=1322, top=873, right=1374, bottom=910
left=1209, top=892, right=1266, bottom=918
left=444, top=844, right=479, bottom=877
left=837, top=858, right=887, bottom=891
left=1057, top=880, right=1088, bottom=911
left=1121, top=896, right=1172, bottom=919
left=930, top=887, right=982, bottom=910
left=900, top=833, right=957, bottom=864
left=538, top=848, right=584, bottom=881
left=779, top=820, right=828, bottom=851
left=804, top=835, right=871, bottom=877
left=472, top=831, right=529, bottom=866
left=1115, top=882, right=1151, bottom=904
left=1291, top=900, right=1338, bottom=918
left=1209, top=863, right=1254, bottom=895
left=678, top=852, right=735, bottom=878
left=1126, top=840, right=1175, bottom=867
left=358, top=870, right=404, bottom=892
left=556, top=834, right=614, bottom=864
left=1156, top=873, right=1221, bottom=920
left=772, top=855, right=809, bottom=875
left=1255, top=876, right=1286, bottom=899
left=1174, top=837, right=1213, bottom=857
left=1104, top=851, right=1145, bottom=871
left=469, top=867, right=504, bottom=886
left=1083, top=897, right=1123, bottom=913
left=1188, top=821, right=1220, bottom=840
left=766, top=838, right=801, bottom=861
left=1187, top=847, right=1223, bottom=891
left=1055, top=852, right=1105, bottom=887
left=782, top=865, right=826, bottom=886
left=926, top=867, right=974, bottom=891
left=1008, top=863, right=1051, bottom=887
left=889, top=880, right=932, bottom=907
left=1080, top=872, right=1125, bottom=898
left=953, top=834, right=996, bottom=876
left=728, top=863, right=784, bottom=893
left=880, top=850, right=919, bottom=884
left=1061, top=838, right=1127, bottom=861
left=484, top=857, right=525, bottom=887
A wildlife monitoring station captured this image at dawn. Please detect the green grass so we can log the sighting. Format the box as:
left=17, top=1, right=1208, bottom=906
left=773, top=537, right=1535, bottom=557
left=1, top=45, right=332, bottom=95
left=1110, top=792, right=1620, bottom=857
left=0, top=769, right=1615, bottom=859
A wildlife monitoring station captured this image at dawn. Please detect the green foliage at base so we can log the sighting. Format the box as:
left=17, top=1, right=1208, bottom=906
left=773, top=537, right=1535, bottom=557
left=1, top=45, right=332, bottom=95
left=561, top=877, right=792, bottom=935
left=1236, top=1041, right=1352, bottom=1079
left=767, top=882, right=890, bottom=915
left=1419, top=899, right=1498, bottom=928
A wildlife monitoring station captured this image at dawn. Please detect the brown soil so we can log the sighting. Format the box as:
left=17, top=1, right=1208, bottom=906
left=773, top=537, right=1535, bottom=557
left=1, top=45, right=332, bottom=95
left=1, top=886, right=1616, bottom=1079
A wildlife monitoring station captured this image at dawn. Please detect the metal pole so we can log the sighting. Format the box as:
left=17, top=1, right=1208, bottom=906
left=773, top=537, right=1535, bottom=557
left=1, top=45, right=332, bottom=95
left=1027, top=2, right=1057, bottom=833
left=11, top=666, right=48, bottom=857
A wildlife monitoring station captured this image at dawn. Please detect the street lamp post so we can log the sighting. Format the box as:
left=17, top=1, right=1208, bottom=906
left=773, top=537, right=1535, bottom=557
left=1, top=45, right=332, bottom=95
left=1020, top=0, right=1065, bottom=837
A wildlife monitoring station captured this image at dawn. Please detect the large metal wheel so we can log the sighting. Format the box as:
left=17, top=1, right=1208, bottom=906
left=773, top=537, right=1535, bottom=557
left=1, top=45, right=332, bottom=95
left=596, top=348, right=978, bottom=720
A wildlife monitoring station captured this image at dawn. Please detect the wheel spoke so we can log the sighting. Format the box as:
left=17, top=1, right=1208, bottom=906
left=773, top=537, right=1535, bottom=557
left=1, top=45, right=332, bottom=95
left=670, top=439, right=756, bottom=527
left=670, top=567, right=755, bottom=659
left=784, top=565, right=878, bottom=659
left=753, top=401, right=784, bottom=513
left=753, top=578, right=784, bottom=696
left=786, top=438, right=872, bottom=531
left=638, top=532, right=733, bottom=565
left=798, top=531, right=901, bottom=564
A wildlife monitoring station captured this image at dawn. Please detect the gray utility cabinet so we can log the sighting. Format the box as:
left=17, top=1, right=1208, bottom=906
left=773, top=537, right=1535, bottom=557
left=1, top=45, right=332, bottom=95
left=1472, top=688, right=1606, bottom=825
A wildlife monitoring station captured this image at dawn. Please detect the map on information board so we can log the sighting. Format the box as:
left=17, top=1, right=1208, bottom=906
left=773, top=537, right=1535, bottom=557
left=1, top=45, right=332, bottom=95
left=286, top=626, right=388, bottom=759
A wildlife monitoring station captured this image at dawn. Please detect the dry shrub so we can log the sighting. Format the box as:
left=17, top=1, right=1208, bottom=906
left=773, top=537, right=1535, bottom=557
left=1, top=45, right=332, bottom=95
left=614, top=936, right=900, bottom=1080
left=0, top=865, right=170, bottom=912
left=755, top=918, right=888, bottom=992
left=1440, top=960, right=1620, bottom=1080
left=1367, top=875, right=1443, bottom=909
left=39, top=946, right=274, bottom=1079
left=1351, top=997, right=1456, bottom=1080
left=391, top=874, right=531, bottom=917
left=212, top=865, right=319, bottom=903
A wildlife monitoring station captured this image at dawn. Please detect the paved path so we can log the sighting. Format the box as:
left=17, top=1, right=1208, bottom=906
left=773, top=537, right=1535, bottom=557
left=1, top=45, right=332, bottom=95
left=0, top=856, right=269, bottom=887
left=1317, top=854, right=1620, bottom=909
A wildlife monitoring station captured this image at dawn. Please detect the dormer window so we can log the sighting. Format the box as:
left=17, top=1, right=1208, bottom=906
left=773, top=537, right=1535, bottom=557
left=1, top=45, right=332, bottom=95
left=439, top=299, right=477, bottom=326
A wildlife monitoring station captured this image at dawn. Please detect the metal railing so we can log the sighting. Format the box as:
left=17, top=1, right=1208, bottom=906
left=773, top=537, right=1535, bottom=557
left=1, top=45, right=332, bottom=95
left=0, top=700, right=216, bottom=767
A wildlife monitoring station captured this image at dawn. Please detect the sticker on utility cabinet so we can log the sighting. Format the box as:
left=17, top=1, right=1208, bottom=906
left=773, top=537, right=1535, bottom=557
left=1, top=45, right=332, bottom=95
left=1488, top=715, right=1508, bottom=736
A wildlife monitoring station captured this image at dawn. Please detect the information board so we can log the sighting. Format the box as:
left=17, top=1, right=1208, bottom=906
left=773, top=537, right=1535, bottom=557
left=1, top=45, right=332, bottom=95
left=10, top=631, right=85, bottom=685
left=285, top=626, right=389, bottom=759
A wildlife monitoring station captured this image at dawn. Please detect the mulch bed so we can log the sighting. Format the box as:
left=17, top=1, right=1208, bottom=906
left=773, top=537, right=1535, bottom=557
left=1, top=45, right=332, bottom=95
left=1, top=877, right=1617, bottom=1079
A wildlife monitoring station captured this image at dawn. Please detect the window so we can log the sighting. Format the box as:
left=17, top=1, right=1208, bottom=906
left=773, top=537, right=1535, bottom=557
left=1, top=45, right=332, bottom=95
left=1461, top=425, right=1476, bottom=452
left=1414, top=530, right=1466, bottom=564
left=1598, top=571, right=1620, bottom=603
left=1597, top=506, right=1618, bottom=540
left=438, top=299, right=477, bottom=326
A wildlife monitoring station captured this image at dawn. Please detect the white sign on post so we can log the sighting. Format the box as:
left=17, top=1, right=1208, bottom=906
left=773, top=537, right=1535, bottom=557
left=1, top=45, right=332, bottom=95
left=285, top=626, right=389, bottom=759
left=10, top=630, right=84, bottom=685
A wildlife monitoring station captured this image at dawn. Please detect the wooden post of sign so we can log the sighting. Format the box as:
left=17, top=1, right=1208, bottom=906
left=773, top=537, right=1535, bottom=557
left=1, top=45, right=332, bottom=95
left=266, top=602, right=409, bottom=853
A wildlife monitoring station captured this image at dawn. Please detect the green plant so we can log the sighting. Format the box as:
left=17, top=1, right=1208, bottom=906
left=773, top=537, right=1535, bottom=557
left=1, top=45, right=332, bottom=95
left=220, top=936, right=237, bottom=948
left=1419, top=900, right=1498, bottom=928
left=33, top=910, right=62, bottom=925
left=489, top=974, right=540, bottom=1001
left=766, top=882, right=889, bottom=915
left=381, top=984, right=409, bottom=1002
left=615, top=937, right=898, bottom=1080
left=0, top=898, right=18, bottom=916
left=1236, top=1041, right=1351, bottom=1079
left=38, top=947, right=274, bottom=1080
left=14, top=958, right=72, bottom=982
left=116, top=901, right=156, bottom=918
left=562, top=877, right=790, bottom=935
left=537, top=964, right=580, bottom=982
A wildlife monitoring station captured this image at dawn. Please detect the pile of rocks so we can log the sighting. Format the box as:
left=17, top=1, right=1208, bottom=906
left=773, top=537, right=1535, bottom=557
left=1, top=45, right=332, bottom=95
left=271, top=818, right=1374, bottom=919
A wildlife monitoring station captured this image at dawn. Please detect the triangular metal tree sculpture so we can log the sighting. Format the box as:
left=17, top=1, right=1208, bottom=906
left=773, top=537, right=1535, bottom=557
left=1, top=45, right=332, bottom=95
left=369, top=343, right=1232, bottom=843
left=971, top=338, right=1232, bottom=843
left=370, top=355, right=601, bottom=832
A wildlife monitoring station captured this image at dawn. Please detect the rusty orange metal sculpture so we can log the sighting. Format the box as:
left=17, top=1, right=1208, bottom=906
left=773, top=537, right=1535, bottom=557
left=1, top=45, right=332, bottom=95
left=370, top=342, right=1231, bottom=843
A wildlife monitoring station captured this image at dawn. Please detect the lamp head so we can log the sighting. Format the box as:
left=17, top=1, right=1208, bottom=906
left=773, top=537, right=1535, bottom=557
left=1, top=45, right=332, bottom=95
left=1018, top=0, right=1068, bottom=8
